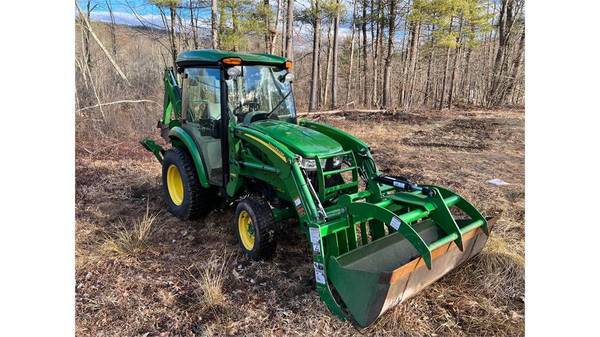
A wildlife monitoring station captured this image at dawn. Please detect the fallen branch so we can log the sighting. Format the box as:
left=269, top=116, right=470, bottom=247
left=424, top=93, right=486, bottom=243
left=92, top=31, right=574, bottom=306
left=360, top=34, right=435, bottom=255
left=75, top=1, right=131, bottom=86
left=77, top=99, right=159, bottom=112
left=297, top=109, right=386, bottom=117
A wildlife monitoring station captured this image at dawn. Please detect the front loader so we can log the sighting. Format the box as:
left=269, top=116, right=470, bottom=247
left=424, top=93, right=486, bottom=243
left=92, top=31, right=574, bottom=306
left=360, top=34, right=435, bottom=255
left=141, top=49, right=492, bottom=327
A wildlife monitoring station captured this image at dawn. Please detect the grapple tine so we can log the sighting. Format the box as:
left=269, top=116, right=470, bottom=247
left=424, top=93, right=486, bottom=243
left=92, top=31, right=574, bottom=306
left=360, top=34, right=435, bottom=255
left=320, top=185, right=491, bottom=327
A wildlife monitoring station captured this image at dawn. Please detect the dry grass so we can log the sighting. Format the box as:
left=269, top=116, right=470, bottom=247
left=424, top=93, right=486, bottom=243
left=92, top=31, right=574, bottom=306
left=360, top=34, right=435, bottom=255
left=471, top=236, right=525, bottom=300
left=103, top=202, right=159, bottom=256
left=192, top=252, right=231, bottom=309
left=76, top=109, right=524, bottom=337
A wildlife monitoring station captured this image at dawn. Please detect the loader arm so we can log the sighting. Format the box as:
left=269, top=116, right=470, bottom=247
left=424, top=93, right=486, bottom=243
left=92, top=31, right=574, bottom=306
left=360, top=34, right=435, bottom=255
left=232, top=121, right=492, bottom=327
left=161, top=67, right=182, bottom=126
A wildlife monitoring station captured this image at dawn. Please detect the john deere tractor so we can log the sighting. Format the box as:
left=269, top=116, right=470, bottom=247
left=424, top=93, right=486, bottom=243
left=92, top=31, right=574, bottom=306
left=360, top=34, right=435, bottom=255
left=142, top=49, right=492, bottom=327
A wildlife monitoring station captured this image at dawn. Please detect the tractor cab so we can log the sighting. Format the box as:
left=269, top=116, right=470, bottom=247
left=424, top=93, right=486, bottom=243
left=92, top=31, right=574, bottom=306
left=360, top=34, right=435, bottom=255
left=161, top=50, right=296, bottom=187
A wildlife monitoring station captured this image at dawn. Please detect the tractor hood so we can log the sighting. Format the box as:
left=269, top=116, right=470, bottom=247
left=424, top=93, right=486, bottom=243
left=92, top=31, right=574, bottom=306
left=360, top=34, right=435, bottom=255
left=250, top=120, right=343, bottom=158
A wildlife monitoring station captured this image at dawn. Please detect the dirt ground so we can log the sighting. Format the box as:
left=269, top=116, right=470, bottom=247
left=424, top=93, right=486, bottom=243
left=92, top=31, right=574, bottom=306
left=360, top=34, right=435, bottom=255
left=75, top=109, right=524, bottom=337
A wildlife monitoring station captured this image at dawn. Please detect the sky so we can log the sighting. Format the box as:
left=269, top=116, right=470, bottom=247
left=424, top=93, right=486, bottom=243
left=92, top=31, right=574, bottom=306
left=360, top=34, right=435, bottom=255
left=77, top=0, right=211, bottom=28
left=77, top=0, right=368, bottom=43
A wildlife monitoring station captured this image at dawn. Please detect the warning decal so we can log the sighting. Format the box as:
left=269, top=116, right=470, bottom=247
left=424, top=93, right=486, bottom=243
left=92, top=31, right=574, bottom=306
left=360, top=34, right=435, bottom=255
left=314, top=262, right=326, bottom=284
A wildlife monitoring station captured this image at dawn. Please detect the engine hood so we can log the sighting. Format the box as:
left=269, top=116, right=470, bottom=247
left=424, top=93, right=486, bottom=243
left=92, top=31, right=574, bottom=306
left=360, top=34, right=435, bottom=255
left=249, top=120, right=343, bottom=157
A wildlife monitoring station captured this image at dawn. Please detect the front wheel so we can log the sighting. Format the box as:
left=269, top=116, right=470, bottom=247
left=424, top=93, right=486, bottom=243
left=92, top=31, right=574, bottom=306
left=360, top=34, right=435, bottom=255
left=233, top=196, right=277, bottom=260
left=162, top=147, right=214, bottom=220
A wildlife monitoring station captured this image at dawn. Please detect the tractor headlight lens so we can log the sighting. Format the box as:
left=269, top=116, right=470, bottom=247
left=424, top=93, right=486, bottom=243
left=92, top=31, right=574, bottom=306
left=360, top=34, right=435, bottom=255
left=332, top=156, right=342, bottom=168
left=300, top=157, right=326, bottom=171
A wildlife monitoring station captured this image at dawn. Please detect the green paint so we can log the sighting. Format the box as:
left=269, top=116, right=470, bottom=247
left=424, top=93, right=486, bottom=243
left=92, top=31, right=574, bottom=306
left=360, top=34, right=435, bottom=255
left=168, top=127, right=210, bottom=188
left=176, top=49, right=287, bottom=66
left=250, top=120, right=344, bottom=158
left=139, top=49, right=491, bottom=328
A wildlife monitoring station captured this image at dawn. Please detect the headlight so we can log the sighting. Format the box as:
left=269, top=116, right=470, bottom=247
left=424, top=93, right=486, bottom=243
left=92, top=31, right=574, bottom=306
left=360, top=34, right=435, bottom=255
left=332, top=156, right=342, bottom=167
left=300, top=157, right=326, bottom=171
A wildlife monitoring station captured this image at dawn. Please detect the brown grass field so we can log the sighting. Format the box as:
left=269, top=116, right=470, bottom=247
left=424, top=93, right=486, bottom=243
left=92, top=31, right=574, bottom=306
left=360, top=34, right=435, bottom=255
left=75, top=109, right=524, bottom=337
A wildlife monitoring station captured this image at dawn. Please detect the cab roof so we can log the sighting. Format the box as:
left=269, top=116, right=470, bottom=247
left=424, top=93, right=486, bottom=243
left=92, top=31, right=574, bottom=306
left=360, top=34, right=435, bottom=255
left=176, top=49, right=287, bottom=66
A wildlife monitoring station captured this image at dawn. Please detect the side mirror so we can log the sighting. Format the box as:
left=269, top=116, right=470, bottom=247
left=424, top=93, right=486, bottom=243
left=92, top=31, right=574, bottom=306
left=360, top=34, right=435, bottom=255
left=278, top=72, right=295, bottom=83
left=226, top=66, right=242, bottom=80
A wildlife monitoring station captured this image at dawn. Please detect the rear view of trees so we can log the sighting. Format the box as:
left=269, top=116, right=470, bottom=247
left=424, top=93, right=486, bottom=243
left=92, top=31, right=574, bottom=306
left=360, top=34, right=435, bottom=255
left=75, top=0, right=525, bottom=136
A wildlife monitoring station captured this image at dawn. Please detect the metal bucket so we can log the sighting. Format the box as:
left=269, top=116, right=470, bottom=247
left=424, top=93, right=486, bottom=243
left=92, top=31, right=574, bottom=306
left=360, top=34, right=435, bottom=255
left=327, top=219, right=490, bottom=327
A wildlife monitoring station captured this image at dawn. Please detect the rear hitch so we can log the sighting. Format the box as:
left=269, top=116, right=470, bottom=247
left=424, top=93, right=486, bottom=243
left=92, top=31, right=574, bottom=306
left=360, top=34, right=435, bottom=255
left=140, top=138, right=165, bottom=163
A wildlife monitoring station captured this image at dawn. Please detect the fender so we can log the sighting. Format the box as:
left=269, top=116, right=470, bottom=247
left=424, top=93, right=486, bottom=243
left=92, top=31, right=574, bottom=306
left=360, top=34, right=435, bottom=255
left=168, top=126, right=210, bottom=188
left=236, top=125, right=321, bottom=222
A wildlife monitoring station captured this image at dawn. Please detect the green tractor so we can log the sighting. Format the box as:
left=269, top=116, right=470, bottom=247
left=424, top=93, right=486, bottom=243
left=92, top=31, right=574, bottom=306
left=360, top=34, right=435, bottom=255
left=142, top=49, right=492, bottom=327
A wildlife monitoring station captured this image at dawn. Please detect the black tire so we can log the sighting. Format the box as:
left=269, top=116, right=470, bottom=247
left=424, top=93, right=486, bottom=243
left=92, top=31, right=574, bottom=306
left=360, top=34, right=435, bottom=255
left=162, top=147, right=214, bottom=220
left=233, top=196, right=277, bottom=260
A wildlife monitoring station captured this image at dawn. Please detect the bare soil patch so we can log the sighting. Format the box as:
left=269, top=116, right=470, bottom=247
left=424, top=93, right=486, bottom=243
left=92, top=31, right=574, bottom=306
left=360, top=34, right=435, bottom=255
left=76, top=109, right=524, bottom=337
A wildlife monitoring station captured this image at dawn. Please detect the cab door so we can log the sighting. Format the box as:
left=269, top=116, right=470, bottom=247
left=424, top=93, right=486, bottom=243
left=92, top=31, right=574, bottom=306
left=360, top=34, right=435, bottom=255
left=181, top=67, right=223, bottom=186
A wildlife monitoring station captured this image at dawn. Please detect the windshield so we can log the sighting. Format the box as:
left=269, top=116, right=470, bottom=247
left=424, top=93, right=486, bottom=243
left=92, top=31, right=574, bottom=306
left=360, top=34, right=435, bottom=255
left=226, top=65, right=296, bottom=121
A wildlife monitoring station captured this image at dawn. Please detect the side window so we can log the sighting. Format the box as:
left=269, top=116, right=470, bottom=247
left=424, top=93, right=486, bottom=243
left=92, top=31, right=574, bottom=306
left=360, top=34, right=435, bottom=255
left=184, top=67, right=221, bottom=122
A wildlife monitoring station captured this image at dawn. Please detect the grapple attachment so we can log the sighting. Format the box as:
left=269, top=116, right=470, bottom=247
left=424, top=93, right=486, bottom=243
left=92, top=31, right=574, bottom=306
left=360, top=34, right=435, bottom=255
left=312, top=179, right=491, bottom=327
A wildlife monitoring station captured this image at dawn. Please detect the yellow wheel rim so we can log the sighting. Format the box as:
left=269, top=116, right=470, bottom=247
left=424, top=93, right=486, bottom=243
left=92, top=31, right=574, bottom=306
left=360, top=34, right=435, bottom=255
left=238, top=210, right=255, bottom=251
left=166, top=164, right=184, bottom=206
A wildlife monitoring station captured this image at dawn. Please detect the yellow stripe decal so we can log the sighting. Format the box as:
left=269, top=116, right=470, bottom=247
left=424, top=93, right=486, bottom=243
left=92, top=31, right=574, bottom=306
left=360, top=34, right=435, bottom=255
left=244, top=133, right=287, bottom=163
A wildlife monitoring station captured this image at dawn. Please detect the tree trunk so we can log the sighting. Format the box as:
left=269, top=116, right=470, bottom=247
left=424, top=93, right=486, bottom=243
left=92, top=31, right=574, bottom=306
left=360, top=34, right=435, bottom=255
left=383, top=0, right=396, bottom=109
left=169, top=5, right=178, bottom=67
left=211, top=0, right=219, bottom=49
left=398, top=18, right=409, bottom=106
left=264, top=0, right=271, bottom=53
left=285, top=0, right=294, bottom=60
left=447, top=17, right=463, bottom=110
left=84, top=0, right=93, bottom=69
left=331, top=0, right=340, bottom=109
left=218, top=4, right=225, bottom=48
left=361, top=0, right=368, bottom=107
left=371, top=0, right=380, bottom=107
left=270, top=0, right=282, bottom=54
left=189, top=1, right=198, bottom=49
left=345, top=0, right=358, bottom=106
left=323, top=22, right=333, bottom=106
left=489, top=0, right=515, bottom=106
left=504, top=27, right=525, bottom=102
left=106, top=0, right=117, bottom=56
left=406, top=20, right=421, bottom=109
left=424, top=24, right=435, bottom=106
left=309, top=0, right=321, bottom=112
left=438, top=17, right=453, bottom=111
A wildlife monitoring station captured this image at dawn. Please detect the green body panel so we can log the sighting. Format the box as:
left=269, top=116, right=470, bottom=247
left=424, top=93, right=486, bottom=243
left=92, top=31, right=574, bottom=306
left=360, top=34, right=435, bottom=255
left=168, top=127, right=210, bottom=188
left=249, top=120, right=343, bottom=158
left=176, top=49, right=287, bottom=66
left=162, top=68, right=182, bottom=122
left=139, top=49, right=491, bottom=328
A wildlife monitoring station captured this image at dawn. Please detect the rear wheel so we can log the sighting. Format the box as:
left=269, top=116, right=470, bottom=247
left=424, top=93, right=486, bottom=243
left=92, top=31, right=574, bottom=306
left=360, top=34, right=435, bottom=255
left=233, top=196, right=277, bottom=260
left=162, top=147, right=214, bottom=220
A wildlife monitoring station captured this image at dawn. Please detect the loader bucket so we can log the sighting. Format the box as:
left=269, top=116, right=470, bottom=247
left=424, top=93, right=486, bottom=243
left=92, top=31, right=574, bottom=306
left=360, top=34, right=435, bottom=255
left=321, top=186, right=492, bottom=327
